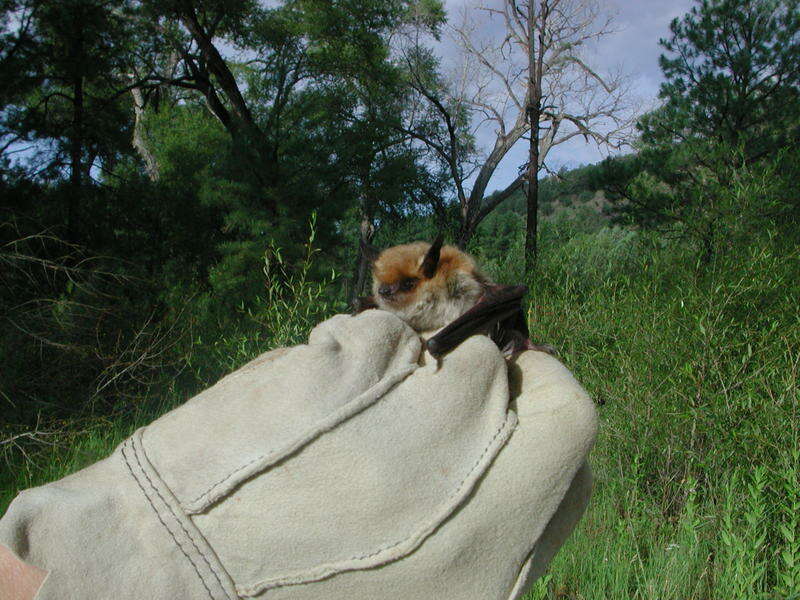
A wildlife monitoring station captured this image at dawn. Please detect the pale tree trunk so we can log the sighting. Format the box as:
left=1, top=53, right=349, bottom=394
left=131, top=87, right=160, bottom=182
left=461, top=116, right=528, bottom=247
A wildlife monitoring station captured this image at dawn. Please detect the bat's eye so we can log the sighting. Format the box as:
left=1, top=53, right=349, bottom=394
left=399, top=278, right=418, bottom=292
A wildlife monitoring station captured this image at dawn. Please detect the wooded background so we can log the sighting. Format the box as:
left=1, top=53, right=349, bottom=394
left=1, top=0, right=799, bottom=598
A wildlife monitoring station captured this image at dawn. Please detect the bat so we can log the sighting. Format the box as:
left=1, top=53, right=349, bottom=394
left=354, top=236, right=555, bottom=359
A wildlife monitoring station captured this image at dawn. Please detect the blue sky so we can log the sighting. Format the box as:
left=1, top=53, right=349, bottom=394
left=438, top=0, right=695, bottom=194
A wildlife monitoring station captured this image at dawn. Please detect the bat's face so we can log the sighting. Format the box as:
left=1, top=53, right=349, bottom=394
left=371, top=238, right=487, bottom=332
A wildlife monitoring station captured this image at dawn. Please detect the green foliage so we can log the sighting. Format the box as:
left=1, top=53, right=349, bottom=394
left=252, top=218, right=341, bottom=346
left=596, top=140, right=800, bottom=261
left=2, top=0, right=138, bottom=181
left=0, top=0, right=452, bottom=439
left=177, top=215, right=344, bottom=384
left=519, top=223, right=799, bottom=599
left=5, top=208, right=799, bottom=599
left=655, top=0, right=800, bottom=157
left=0, top=216, right=192, bottom=425
left=594, top=0, right=800, bottom=262
left=497, top=164, right=609, bottom=220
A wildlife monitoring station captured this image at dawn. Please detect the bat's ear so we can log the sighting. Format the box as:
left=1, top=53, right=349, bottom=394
left=421, top=234, right=444, bottom=278
left=360, top=239, right=381, bottom=265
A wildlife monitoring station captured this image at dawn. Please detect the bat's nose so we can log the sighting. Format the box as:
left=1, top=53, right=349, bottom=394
left=378, top=285, right=393, bottom=297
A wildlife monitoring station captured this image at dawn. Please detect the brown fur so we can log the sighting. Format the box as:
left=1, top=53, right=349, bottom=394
left=371, top=242, right=490, bottom=331
left=372, top=242, right=477, bottom=279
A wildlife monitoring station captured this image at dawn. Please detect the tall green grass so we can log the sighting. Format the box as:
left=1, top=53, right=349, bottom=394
left=514, top=225, right=800, bottom=600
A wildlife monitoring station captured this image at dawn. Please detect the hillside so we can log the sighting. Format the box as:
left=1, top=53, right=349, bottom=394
left=486, top=162, right=613, bottom=220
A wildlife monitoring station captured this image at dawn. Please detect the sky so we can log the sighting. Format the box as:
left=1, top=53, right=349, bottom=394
left=438, top=0, right=696, bottom=195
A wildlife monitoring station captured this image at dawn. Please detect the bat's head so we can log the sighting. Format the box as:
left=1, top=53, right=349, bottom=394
left=371, top=236, right=489, bottom=331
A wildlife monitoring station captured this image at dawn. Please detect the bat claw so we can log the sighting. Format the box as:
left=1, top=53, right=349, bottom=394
left=503, top=339, right=558, bottom=358
left=524, top=341, right=558, bottom=356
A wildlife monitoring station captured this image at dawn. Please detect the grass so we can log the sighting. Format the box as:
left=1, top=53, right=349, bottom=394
left=2, top=224, right=799, bottom=600
left=516, top=229, right=800, bottom=600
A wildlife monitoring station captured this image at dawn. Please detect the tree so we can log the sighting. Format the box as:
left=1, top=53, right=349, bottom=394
left=1, top=0, right=139, bottom=239
left=400, top=0, right=633, bottom=266
left=525, top=0, right=541, bottom=267
left=129, top=0, right=437, bottom=210
left=651, top=0, right=800, bottom=163
left=319, top=53, right=452, bottom=301
left=0, top=0, right=455, bottom=427
left=596, top=0, right=800, bottom=262
left=0, top=0, right=39, bottom=163
left=107, top=0, right=446, bottom=302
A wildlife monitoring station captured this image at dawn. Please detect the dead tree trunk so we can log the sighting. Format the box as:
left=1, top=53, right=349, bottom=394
left=355, top=215, right=375, bottom=298
left=447, top=0, right=629, bottom=258
left=350, top=207, right=376, bottom=302
left=525, top=0, right=545, bottom=276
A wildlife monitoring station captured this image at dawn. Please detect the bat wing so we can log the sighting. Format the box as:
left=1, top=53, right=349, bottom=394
left=426, top=285, right=528, bottom=359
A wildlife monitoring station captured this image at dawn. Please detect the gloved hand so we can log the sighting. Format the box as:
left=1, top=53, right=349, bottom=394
left=0, top=311, right=597, bottom=600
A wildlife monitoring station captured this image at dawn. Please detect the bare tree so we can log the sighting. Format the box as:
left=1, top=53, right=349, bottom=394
left=402, top=0, right=634, bottom=258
